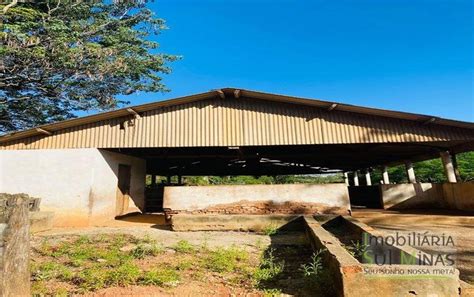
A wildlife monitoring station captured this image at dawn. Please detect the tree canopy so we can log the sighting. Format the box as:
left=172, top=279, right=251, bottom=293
left=0, top=0, right=178, bottom=132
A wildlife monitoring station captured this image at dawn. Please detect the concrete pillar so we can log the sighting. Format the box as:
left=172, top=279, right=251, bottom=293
left=405, top=162, right=416, bottom=183
left=440, top=151, right=457, bottom=183
left=452, top=154, right=461, bottom=181
left=0, top=194, right=31, bottom=296
left=365, top=170, right=372, bottom=186
left=382, top=166, right=390, bottom=185
left=151, top=174, right=156, bottom=186
left=344, top=172, right=349, bottom=186
left=353, top=171, right=359, bottom=186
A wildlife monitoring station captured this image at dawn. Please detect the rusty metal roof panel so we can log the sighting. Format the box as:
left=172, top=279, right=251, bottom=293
left=1, top=88, right=474, bottom=149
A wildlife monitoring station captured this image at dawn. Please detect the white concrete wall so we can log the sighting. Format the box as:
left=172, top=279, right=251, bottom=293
left=359, top=183, right=474, bottom=211
left=0, top=149, right=145, bottom=227
left=442, top=182, right=474, bottom=210
left=380, top=183, right=444, bottom=209
left=164, top=183, right=350, bottom=214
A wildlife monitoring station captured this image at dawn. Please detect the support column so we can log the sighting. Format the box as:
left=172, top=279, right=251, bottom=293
left=405, top=162, right=416, bottom=183
left=382, top=166, right=390, bottom=185
left=365, top=170, right=372, bottom=186
left=344, top=172, right=349, bottom=186
left=440, top=151, right=457, bottom=183
left=353, top=171, right=359, bottom=186
left=151, top=174, right=156, bottom=186
left=452, top=153, right=461, bottom=182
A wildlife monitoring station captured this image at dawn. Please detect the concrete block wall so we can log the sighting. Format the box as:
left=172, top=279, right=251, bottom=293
left=0, top=149, right=146, bottom=227
left=164, top=183, right=351, bottom=215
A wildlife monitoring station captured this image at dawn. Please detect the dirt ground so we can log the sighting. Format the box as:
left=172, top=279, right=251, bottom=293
left=31, top=226, right=328, bottom=296
left=35, top=227, right=306, bottom=249
left=352, top=209, right=474, bottom=284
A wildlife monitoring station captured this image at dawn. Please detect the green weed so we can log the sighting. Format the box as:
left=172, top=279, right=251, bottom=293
left=300, top=249, right=325, bottom=278
left=176, top=259, right=193, bottom=271
left=31, top=262, right=61, bottom=281
left=130, top=243, right=164, bottom=259
left=95, top=248, right=128, bottom=267
left=173, top=240, right=194, bottom=253
left=253, top=248, right=284, bottom=283
left=31, top=281, right=49, bottom=295
left=140, top=267, right=180, bottom=287
left=262, top=225, right=279, bottom=236
left=106, top=262, right=141, bottom=286
left=204, top=246, right=249, bottom=273
left=348, top=240, right=368, bottom=259
left=263, top=288, right=283, bottom=296
left=77, top=267, right=107, bottom=292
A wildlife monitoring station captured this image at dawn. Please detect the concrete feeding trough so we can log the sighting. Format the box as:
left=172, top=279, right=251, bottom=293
left=303, top=215, right=463, bottom=297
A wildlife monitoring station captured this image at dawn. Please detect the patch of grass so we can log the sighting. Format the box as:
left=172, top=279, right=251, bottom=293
left=95, top=247, right=129, bottom=267
left=253, top=248, right=285, bottom=283
left=31, top=281, right=49, bottom=295
left=77, top=235, right=91, bottom=244
left=76, top=262, right=141, bottom=291
left=262, top=225, right=279, bottom=236
left=106, top=262, right=141, bottom=286
left=110, top=234, right=130, bottom=248
left=173, top=240, right=194, bottom=253
left=130, top=243, right=164, bottom=259
left=33, top=234, right=162, bottom=293
left=31, top=233, right=273, bottom=294
left=176, top=259, right=193, bottom=271
left=31, top=262, right=73, bottom=282
left=204, top=246, right=249, bottom=273
left=140, top=234, right=155, bottom=244
left=262, top=288, right=283, bottom=296
left=76, top=266, right=108, bottom=292
left=54, top=287, right=69, bottom=296
left=139, top=267, right=180, bottom=287
left=38, top=236, right=96, bottom=262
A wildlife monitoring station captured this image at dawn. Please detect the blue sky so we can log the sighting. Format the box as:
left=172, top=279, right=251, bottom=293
left=119, top=0, right=473, bottom=122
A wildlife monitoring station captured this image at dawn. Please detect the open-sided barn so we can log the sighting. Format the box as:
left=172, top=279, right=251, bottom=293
left=1, top=88, right=473, bottom=226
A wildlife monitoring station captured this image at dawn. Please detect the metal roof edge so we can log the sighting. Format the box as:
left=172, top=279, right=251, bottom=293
left=1, top=87, right=473, bottom=144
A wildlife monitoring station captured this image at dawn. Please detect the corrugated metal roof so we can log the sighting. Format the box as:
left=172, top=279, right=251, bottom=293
left=1, top=87, right=473, bottom=149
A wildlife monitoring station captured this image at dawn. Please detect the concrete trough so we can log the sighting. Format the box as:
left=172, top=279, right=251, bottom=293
left=170, top=214, right=302, bottom=232
left=303, top=215, right=463, bottom=297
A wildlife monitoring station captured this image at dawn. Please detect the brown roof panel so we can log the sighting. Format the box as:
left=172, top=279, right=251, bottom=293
left=1, top=88, right=473, bottom=148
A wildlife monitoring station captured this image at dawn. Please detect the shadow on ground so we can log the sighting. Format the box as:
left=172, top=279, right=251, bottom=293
left=115, top=212, right=171, bottom=230
left=256, top=217, right=336, bottom=296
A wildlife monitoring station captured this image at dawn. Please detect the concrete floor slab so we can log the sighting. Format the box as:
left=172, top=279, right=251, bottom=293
left=353, top=209, right=474, bottom=285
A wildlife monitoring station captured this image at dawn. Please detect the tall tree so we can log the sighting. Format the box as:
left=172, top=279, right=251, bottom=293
left=0, top=0, right=178, bottom=132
